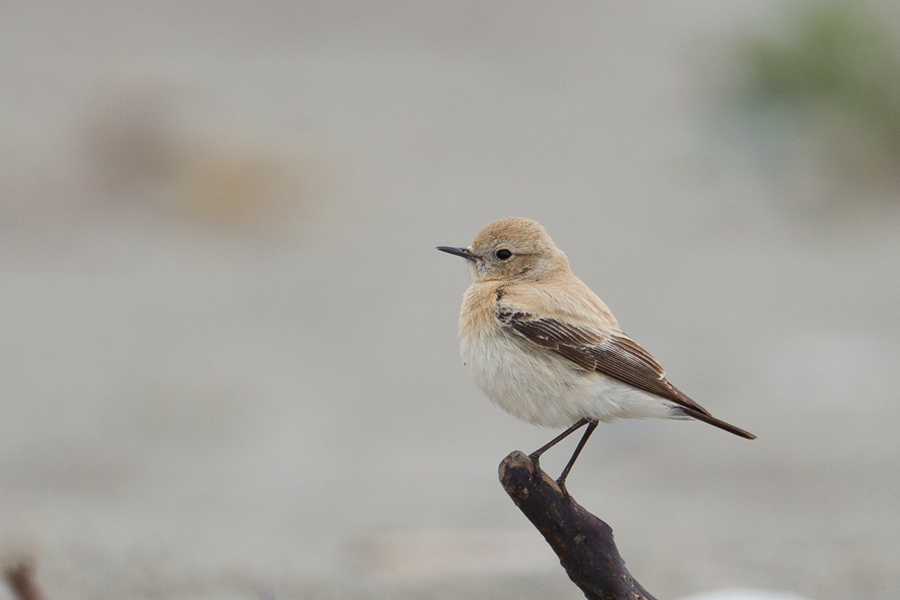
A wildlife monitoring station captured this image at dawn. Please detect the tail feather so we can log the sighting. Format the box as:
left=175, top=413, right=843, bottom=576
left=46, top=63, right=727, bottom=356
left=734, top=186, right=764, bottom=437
left=680, top=408, right=756, bottom=440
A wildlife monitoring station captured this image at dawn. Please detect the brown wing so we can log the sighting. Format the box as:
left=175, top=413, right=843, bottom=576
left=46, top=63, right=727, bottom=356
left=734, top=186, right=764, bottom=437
left=497, top=310, right=711, bottom=416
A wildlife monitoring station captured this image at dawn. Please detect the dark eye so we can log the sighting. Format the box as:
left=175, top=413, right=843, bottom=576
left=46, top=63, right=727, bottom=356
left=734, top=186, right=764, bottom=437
left=495, top=249, right=512, bottom=260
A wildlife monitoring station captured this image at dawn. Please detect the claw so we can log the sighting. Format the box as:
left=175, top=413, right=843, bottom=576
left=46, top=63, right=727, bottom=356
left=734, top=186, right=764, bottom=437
left=527, top=453, right=542, bottom=479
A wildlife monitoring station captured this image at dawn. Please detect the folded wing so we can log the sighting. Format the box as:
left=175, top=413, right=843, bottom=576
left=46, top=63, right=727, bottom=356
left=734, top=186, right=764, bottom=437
left=497, top=310, right=756, bottom=439
left=497, top=310, right=711, bottom=415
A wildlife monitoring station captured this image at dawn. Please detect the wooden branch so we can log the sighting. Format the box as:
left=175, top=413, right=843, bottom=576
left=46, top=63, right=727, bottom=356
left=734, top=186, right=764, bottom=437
left=2, top=558, right=45, bottom=600
left=499, top=450, right=657, bottom=600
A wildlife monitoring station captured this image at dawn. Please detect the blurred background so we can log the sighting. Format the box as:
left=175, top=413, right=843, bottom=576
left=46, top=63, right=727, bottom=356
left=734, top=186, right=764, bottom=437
left=1, top=2, right=899, bottom=599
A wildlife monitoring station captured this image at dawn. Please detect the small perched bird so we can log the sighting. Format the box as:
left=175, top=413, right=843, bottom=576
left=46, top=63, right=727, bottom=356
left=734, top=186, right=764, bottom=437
left=438, top=217, right=755, bottom=493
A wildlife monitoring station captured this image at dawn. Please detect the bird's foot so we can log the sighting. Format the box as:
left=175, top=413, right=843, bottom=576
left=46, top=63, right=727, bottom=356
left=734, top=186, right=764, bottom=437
left=556, top=477, right=571, bottom=500
left=527, top=452, right=542, bottom=475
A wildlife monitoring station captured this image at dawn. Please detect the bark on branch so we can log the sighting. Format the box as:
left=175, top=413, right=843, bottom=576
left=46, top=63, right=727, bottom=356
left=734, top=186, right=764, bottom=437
left=499, top=450, right=657, bottom=600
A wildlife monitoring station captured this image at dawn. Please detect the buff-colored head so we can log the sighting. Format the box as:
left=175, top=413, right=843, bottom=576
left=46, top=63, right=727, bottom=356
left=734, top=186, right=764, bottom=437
left=437, top=217, right=570, bottom=282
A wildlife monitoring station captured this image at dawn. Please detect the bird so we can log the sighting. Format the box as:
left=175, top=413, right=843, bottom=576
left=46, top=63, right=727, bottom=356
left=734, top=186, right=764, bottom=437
left=438, top=217, right=755, bottom=494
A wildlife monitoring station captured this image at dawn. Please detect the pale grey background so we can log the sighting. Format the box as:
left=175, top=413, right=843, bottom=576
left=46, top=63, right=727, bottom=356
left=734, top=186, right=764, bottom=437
left=1, top=2, right=898, bottom=599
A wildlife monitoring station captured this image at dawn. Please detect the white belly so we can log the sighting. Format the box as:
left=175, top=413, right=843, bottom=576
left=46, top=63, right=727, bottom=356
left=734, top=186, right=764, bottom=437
left=461, top=330, right=678, bottom=428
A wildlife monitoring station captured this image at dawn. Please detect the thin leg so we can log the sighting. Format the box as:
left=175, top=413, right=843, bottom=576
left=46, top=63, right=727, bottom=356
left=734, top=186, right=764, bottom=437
left=529, top=419, right=589, bottom=467
left=556, top=421, right=598, bottom=497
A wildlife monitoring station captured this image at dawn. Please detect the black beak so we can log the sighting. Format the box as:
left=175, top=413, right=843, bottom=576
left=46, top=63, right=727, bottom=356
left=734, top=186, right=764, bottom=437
left=436, top=246, right=479, bottom=261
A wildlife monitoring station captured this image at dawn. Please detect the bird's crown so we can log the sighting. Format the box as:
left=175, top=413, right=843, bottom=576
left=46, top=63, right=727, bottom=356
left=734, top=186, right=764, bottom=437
left=471, top=217, right=556, bottom=255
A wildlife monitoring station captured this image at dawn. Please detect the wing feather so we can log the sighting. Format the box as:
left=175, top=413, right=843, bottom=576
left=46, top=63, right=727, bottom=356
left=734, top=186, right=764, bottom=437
left=497, top=310, right=710, bottom=416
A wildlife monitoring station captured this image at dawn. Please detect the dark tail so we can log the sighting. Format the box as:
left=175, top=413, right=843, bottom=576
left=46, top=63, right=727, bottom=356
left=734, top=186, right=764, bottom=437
left=681, top=408, right=756, bottom=440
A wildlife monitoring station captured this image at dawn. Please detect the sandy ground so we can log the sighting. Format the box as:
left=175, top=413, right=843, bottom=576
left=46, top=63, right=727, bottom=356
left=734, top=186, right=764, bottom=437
left=1, top=3, right=899, bottom=599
